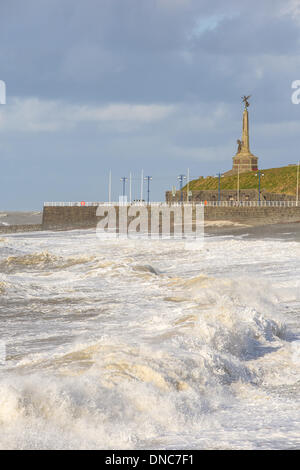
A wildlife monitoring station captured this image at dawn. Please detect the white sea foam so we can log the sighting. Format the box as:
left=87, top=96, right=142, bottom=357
left=0, top=229, right=299, bottom=449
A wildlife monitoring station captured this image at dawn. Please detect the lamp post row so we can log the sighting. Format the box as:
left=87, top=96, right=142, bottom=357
left=114, top=163, right=300, bottom=205
left=118, top=172, right=190, bottom=203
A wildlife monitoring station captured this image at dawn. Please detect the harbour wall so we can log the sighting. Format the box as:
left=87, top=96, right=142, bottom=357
left=42, top=205, right=300, bottom=229
left=42, top=206, right=98, bottom=230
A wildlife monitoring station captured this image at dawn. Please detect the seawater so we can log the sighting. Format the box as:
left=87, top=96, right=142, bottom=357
left=0, top=228, right=299, bottom=449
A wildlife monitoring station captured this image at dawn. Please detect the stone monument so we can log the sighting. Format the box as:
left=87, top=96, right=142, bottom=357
left=230, top=95, right=258, bottom=174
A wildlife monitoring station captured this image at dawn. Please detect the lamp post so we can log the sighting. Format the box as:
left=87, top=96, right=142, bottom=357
left=255, top=170, right=264, bottom=204
left=144, top=176, right=152, bottom=204
left=120, top=177, right=128, bottom=198
left=177, top=174, right=186, bottom=203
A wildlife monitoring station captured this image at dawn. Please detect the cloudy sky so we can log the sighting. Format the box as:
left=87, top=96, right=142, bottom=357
left=1, top=0, right=300, bottom=209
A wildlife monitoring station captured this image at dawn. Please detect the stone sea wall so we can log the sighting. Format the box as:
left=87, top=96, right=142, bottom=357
left=42, top=205, right=300, bottom=229
left=1, top=206, right=300, bottom=234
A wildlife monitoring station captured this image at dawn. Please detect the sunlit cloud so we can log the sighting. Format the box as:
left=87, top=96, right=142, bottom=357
left=0, top=98, right=175, bottom=133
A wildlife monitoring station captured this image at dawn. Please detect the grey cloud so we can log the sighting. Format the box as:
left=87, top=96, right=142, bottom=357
left=1, top=0, right=300, bottom=209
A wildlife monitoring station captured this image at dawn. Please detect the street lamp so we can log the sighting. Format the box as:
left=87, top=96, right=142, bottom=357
left=215, top=172, right=224, bottom=205
left=177, top=174, right=186, bottom=202
left=144, top=176, right=152, bottom=204
left=255, top=170, right=264, bottom=204
left=120, top=177, right=128, bottom=198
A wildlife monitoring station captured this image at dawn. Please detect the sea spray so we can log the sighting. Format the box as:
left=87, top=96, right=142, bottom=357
left=0, top=230, right=299, bottom=449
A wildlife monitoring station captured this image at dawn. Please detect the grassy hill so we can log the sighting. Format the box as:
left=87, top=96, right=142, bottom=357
left=184, top=165, right=299, bottom=196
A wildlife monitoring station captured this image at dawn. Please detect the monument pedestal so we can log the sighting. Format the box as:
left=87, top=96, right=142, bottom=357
left=231, top=151, right=258, bottom=174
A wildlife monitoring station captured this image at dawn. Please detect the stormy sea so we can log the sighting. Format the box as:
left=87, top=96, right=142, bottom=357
left=0, top=214, right=299, bottom=450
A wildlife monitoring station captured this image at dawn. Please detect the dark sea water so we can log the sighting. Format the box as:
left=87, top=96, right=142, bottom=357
left=0, top=211, right=42, bottom=227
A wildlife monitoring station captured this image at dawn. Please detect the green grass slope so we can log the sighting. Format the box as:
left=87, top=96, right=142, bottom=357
left=184, top=165, right=299, bottom=196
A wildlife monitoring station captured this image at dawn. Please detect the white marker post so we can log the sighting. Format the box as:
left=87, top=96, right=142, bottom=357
left=140, top=169, right=144, bottom=202
left=237, top=164, right=240, bottom=203
left=297, top=162, right=299, bottom=206
left=129, top=172, right=132, bottom=204
left=108, top=170, right=112, bottom=204
left=186, top=168, right=190, bottom=202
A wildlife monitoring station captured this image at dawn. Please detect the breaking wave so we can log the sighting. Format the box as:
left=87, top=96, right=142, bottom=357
left=0, top=231, right=299, bottom=449
left=0, top=251, right=95, bottom=272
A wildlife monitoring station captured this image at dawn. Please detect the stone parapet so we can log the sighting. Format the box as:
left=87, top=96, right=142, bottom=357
left=165, top=189, right=295, bottom=203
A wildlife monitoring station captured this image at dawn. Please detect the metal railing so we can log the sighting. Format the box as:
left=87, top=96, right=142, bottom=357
left=44, top=201, right=102, bottom=207
left=44, top=201, right=300, bottom=208
left=43, top=201, right=192, bottom=207
left=195, top=200, right=299, bottom=207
